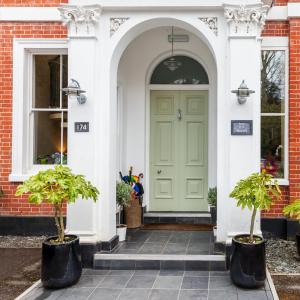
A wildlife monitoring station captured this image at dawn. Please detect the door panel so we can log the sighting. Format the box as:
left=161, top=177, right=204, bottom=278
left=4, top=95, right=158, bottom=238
left=150, top=91, right=178, bottom=211
left=150, top=90, right=208, bottom=212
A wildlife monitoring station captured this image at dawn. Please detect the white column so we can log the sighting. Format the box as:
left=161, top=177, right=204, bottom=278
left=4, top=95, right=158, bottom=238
left=58, top=5, right=104, bottom=243
left=217, top=4, right=269, bottom=243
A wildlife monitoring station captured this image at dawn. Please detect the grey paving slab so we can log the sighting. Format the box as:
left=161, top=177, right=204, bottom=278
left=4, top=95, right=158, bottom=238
left=182, top=276, right=209, bottom=289
left=209, top=275, right=237, bottom=290
left=148, top=289, right=179, bottom=300
left=153, top=275, right=183, bottom=289
left=88, top=288, right=122, bottom=300
left=237, top=290, right=269, bottom=300
left=159, top=269, right=184, bottom=276
left=179, top=289, right=208, bottom=300
left=126, top=275, right=156, bottom=288
left=19, top=269, right=274, bottom=300
left=208, top=290, right=238, bottom=300
left=59, top=287, right=95, bottom=299
left=98, top=275, right=130, bottom=288
left=76, top=275, right=105, bottom=287
left=185, top=271, right=210, bottom=277
left=118, top=288, right=151, bottom=300
left=134, top=269, right=160, bottom=276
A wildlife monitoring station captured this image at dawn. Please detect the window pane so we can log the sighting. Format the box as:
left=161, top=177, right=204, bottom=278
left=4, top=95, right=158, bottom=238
left=62, top=112, right=68, bottom=164
left=150, top=56, right=209, bottom=84
left=62, top=55, right=68, bottom=108
left=261, top=50, right=285, bottom=113
left=261, top=116, right=285, bottom=178
left=33, top=111, right=67, bottom=164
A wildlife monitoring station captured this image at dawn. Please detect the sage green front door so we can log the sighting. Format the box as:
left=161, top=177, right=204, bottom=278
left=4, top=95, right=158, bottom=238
left=150, top=90, right=208, bottom=212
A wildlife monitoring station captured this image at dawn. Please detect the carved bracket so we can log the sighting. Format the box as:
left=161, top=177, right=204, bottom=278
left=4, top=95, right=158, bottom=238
left=199, top=17, right=218, bottom=36
left=110, top=18, right=129, bottom=36
left=58, top=5, right=102, bottom=37
left=224, top=4, right=270, bottom=36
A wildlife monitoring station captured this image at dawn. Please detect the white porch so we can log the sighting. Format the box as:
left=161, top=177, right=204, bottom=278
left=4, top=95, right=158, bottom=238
left=63, top=0, right=266, bottom=245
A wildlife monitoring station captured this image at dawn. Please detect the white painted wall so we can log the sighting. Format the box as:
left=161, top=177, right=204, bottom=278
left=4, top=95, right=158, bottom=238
left=117, top=27, right=217, bottom=209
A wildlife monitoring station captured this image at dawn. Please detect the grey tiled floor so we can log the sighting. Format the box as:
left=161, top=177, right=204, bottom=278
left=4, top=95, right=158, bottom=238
left=22, top=269, right=274, bottom=300
left=112, top=229, right=218, bottom=255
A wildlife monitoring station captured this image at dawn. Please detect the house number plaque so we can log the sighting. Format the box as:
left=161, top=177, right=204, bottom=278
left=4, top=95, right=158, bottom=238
left=75, top=122, right=89, bottom=132
left=231, top=120, right=253, bottom=136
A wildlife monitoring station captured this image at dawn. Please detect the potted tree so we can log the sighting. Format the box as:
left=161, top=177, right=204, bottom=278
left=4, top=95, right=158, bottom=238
left=208, top=187, right=217, bottom=226
left=283, top=199, right=300, bottom=256
left=116, top=181, right=132, bottom=241
left=15, top=165, right=99, bottom=289
left=229, top=172, right=281, bottom=288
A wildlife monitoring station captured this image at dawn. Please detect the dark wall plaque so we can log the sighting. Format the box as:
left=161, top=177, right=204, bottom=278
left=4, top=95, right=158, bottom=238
left=75, top=122, right=89, bottom=132
left=231, top=120, right=253, bottom=136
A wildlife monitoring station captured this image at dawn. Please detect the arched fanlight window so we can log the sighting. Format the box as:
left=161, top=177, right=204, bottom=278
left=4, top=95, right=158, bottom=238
left=150, top=56, right=209, bottom=84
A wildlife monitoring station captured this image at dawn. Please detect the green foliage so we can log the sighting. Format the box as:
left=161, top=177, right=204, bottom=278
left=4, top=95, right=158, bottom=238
left=0, top=188, right=4, bottom=197
left=230, top=172, right=281, bottom=211
left=283, top=200, right=300, bottom=222
left=15, top=165, right=99, bottom=243
left=230, top=172, right=281, bottom=242
left=116, top=181, right=132, bottom=207
left=208, top=187, right=217, bottom=206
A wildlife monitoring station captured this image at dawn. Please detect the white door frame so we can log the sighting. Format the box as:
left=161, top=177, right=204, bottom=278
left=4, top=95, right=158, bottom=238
left=145, top=84, right=211, bottom=212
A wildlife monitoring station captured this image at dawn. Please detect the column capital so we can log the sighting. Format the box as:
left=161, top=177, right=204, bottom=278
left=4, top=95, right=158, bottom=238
left=224, top=4, right=270, bottom=37
left=58, top=5, right=102, bottom=38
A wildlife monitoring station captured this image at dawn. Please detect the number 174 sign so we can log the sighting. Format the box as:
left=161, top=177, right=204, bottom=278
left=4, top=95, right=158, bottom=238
left=74, top=122, right=89, bottom=132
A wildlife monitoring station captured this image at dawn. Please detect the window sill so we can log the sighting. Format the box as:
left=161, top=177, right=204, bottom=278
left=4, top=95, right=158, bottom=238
left=271, top=178, right=289, bottom=186
left=9, top=165, right=68, bottom=182
left=9, top=173, right=32, bottom=182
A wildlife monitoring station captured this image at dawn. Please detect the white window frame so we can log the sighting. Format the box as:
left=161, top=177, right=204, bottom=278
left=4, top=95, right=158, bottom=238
left=9, top=39, right=68, bottom=182
left=261, top=37, right=289, bottom=186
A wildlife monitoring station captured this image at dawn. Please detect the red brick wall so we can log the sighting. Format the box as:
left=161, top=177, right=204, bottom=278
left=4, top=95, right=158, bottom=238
left=262, top=21, right=289, bottom=36
left=0, top=22, right=67, bottom=216
left=0, top=0, right=67, bottom=6
left=288, top=18, right=300, bottom=205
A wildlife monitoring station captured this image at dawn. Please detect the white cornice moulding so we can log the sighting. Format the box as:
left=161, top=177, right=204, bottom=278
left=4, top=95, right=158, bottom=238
left=287, top=3, right=300, bottom=18
left=266, top=5, right=287, bottom=20
left=0, top=7, right=60, bottom=21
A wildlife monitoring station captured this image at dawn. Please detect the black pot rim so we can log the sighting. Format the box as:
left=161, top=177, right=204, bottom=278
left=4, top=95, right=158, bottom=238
left=117, top=224, right=127, bottom=228
left=233, top=234, right=265, bottom=245
left=43, top=234, right=79, bottom=246
left=296, top=232, right=300, bottom=237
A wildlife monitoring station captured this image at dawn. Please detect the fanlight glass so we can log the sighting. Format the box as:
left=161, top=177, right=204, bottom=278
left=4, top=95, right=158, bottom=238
left=150, top=56, right=209, bottom=84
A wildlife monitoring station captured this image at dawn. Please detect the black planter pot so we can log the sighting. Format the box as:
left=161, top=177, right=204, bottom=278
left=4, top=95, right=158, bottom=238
left=210, top=206, right=217, bottom=225
left=230, top=234, right=266, bottom=289
left=296, top=232, right=300, bottom=256
left=41, top=235, right=82, bottom=289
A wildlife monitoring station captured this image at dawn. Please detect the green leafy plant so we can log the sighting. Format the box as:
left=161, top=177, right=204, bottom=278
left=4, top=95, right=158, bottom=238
left=230, top=172, right=281, bottom=243
left=15, top=165, right=99, bottom=243
left=0, top=188, right=4, bottom=197
left=283, top=200, right=300, bottom=222
left=116, top=181, right=132, bottom=208
left=208, top=187, right=217, bottom=206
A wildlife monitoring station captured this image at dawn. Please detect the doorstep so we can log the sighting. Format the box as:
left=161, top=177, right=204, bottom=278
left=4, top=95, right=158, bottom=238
left=143, top=212, right=211, bottom=224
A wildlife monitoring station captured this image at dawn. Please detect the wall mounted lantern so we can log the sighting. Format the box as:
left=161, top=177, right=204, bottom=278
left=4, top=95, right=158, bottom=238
left=62, top=79, right=87, bottom=104
left=231, top=80, right=255, bottom=104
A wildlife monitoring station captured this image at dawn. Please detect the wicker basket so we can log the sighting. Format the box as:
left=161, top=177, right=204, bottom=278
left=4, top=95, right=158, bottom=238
left=124, top=193, right=142, bottom=229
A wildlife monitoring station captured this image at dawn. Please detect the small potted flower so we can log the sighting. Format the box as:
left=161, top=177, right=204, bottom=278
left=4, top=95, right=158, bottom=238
left=283, top=199, right=300, bottom=256
left=229, top=172, right=281, bottom=288
left=208, top=187, right=217, bottom=226
left=16, top=165, right=99, bottom=289
left=116, top=181, right=133, bottom=241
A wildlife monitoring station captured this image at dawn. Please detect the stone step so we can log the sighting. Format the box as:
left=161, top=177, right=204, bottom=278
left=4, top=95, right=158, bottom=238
left=143, top=212, right=211, bottom=225
left=93, top=254, right=226, bottom=271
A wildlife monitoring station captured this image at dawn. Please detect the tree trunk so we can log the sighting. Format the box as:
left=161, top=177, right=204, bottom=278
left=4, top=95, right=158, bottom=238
left=250, top=208, right=257, bottom=243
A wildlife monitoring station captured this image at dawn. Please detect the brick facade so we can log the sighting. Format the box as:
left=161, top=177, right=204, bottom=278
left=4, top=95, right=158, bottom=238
left=0, top=21, right=67, bottom=216
left=0, top=1, right=299, bottom=220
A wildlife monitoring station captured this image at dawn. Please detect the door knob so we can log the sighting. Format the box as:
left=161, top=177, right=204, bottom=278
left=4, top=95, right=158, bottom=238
left=177, top=109, right=182, bottom=121
left=157, top=170, right=162, bottom=174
